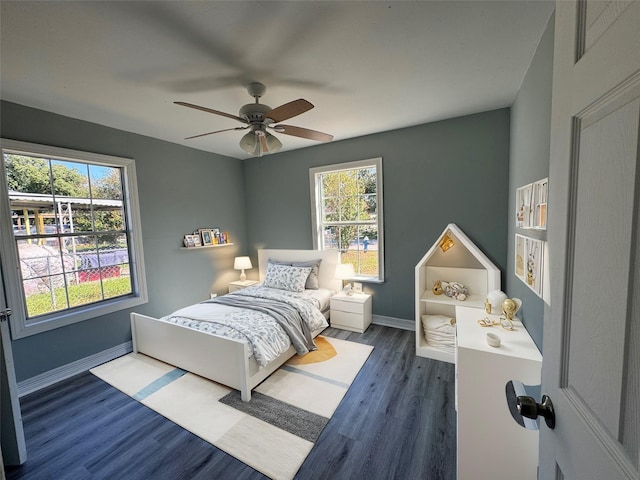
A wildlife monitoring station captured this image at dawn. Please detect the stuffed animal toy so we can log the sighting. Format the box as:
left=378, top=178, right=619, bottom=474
left=442, top=281, right=469, bottom=301
left=432, top=280, right=443, bottom=295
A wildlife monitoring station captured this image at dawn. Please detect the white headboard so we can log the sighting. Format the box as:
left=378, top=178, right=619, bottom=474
left=258, top=249, right=341, bottom=292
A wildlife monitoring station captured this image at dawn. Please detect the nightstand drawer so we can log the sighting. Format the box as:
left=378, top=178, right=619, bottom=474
left=331, top=298, right=364, bottom=314
left=331, top=310, right=366, bottom=331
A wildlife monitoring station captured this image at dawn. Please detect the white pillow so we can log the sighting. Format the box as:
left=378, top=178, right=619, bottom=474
left=263, top=263, right=312, bottom=292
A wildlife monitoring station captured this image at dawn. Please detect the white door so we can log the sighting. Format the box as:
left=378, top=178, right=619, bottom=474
left=541, top=1, right=640, bottom=479
left=0, top=262, right=26, bottom=465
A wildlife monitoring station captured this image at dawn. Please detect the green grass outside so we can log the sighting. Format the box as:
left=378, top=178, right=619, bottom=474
left=26, top=277, right=132, bottom=317
left=342, top=250, right=378, bottom=276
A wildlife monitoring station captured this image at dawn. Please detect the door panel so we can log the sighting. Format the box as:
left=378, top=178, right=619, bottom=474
left=541, top=1, right=640, bottom=478
left=567, top=98, right=638, bottom=438
left=581, top=0, right=634, bottom=56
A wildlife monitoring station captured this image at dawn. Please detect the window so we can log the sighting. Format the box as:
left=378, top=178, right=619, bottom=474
left=0, top=139, right=147, bottom=338
left=310, top=158, right=384, bottom=282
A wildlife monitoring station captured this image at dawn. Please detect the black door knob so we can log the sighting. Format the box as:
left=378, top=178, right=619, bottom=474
left=516, top=394, right=555, bottom=429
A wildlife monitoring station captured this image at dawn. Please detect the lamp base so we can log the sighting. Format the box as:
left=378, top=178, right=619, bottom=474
left=240, top=270, right=247, bottom=281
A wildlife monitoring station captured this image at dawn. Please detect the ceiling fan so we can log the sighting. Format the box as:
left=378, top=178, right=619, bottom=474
left=175, top=82, right=333, bottom=157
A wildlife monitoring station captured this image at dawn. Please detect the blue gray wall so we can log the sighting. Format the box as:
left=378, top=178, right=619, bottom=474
left=1, top=101, right=248, bottom=381
left=243, top=109, right=511, bottom=321
left=507, top=13, right=554, bottom=350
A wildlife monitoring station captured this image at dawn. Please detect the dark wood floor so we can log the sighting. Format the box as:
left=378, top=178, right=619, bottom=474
left=4, top=325, right=456, bottom=480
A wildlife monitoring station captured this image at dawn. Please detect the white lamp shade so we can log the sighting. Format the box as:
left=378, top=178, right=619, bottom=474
left=264, top=132, right=282, bottom=152
left=334, top=263, right=355, bottom=280
left=239, top=132, right=257, bottom=154
left=234, top=256, right=253, bottom=270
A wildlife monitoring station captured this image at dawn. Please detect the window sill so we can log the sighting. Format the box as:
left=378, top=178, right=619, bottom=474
left=11, top=294, right=148, bottom=339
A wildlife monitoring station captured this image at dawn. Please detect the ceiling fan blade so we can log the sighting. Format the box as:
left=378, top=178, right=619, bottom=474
left=276, top=125, right=333, bottom=142
left=184, top=126, right=248, bottom=140
left=174, top=101, right=247, bottom=123
left=264, top=99, right=314, bottom=123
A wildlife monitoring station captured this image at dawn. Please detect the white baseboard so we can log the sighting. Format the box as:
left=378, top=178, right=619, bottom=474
left=17, top=341, right=132, bottom=398
left=372, top=314, right=415, bottom=331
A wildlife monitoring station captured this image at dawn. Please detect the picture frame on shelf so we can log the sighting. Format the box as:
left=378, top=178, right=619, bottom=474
left=200, top=229, right=213, bottom=246
left=192, top=234, right=202, bottom=247
left=184, top=234, right=196, bottom=248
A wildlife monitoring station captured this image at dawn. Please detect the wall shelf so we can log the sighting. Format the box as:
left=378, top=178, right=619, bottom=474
left=180, top=243, right=234, bottom=250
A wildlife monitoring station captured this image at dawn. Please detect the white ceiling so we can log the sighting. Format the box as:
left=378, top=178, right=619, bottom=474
left=0, top=1, right=554, bottom=160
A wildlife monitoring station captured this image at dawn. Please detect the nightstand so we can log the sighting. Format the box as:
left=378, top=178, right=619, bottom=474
left=330, top=292, right=372, bottom=333
left=228, top=280, right=258, bottom=293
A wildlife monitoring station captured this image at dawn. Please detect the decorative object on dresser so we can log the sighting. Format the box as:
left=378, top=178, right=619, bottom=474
left=415, top=223, right=501, bottom=364
left=485, top=289, right=508, bottom=314
left=502, top=297, right=522, bottom=320
left=330, top=291, right=372, bottom=333
left=334, top=263, right=355, bottom=295
left=233, top=256, right=253, bottom=281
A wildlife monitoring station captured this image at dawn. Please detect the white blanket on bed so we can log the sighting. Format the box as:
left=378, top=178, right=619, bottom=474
left=164, top=286, right=328, bottom=367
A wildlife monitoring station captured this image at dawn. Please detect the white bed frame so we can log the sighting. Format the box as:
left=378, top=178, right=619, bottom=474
left=131, top=249, right=340, bottom=401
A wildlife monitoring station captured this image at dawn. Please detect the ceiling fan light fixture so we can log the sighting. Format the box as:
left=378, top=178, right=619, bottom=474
left=175, top=82, right=333, bottom=155
left=239, top=131, right=257, bottom=154
left=265, top=132, right=282, bottom=152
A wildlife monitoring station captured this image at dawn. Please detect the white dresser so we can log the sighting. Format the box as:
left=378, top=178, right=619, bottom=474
left=455, top=305, right=542, bottom=480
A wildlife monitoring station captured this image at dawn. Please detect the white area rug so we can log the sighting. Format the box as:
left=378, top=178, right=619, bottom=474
left=91, top=336, right=373, bottom=480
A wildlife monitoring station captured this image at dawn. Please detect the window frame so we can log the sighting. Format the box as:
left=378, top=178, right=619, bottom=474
left=0, top=139, right=148, bottom=339
left=309, top=157, right=384, bottom=283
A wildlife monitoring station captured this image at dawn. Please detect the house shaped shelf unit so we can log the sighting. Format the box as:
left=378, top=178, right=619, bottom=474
left=415, top=223, right=501, bottom=363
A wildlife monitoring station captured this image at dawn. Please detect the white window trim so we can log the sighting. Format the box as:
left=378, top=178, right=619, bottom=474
left=309, top=157, right=384, bottom=283
left=0, top=139, right=148, bottom=339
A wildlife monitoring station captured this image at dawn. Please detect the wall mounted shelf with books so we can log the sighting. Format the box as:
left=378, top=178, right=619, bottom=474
left=182, top=228, right=230, bottom=248
left=180, top=243, right=234, bottom=250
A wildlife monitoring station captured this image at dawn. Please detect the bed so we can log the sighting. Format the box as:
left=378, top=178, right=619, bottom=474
left=130, top=249, right=340, bottom=401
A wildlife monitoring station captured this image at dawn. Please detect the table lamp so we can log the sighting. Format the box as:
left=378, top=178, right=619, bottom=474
left=234, top=256, right=252, bottom=281
left=335, top=263, right=355, bottom=295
